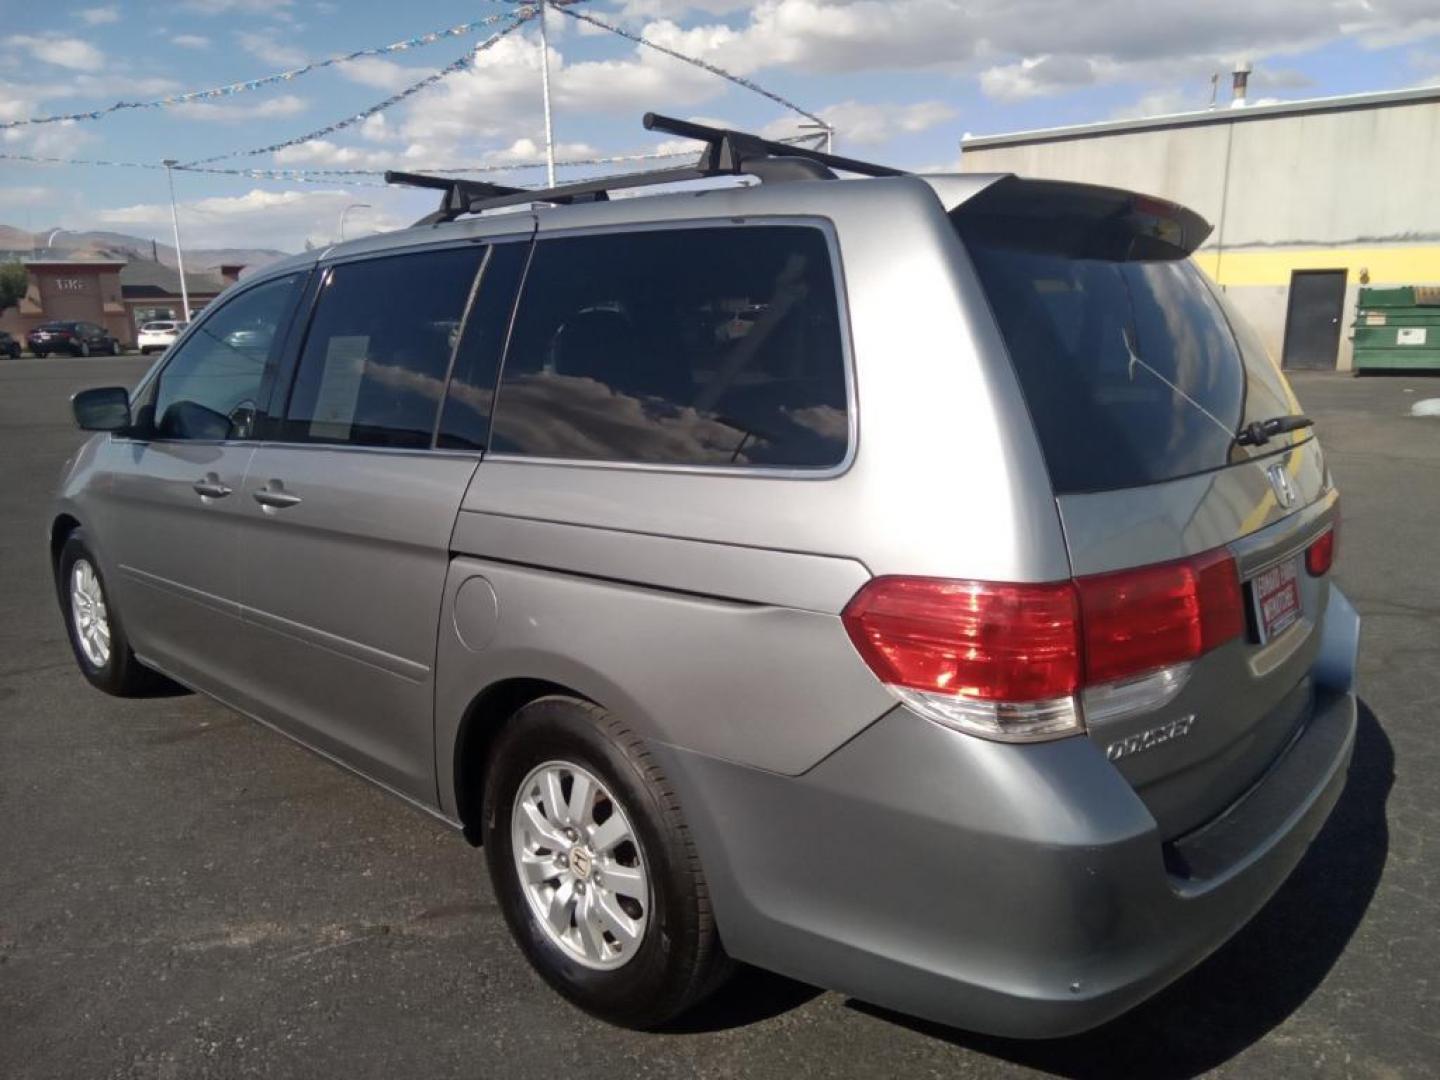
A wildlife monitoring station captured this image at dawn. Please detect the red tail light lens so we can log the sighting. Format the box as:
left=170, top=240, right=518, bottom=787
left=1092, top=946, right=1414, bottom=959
left=1306, top=527, right=1336, bottom=576
left=841, top=577, right=1080, bottom=702
left=841, top=547, right=1245, bottom=742
left=1076, top=549, right=1244, bottom=685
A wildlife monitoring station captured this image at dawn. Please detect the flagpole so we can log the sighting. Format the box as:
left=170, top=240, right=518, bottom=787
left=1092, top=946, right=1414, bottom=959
left=538, top=1, right=556, bottom=186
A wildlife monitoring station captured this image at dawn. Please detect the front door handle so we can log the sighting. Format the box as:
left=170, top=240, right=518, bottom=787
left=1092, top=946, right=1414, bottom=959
left=192, top=474, right=232, bottom=499
left=253, top=481, right=302, bottom=510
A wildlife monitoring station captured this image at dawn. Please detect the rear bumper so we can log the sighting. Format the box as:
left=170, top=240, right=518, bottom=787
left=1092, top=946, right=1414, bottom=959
left=657, top=589, right=1360, bottom=1039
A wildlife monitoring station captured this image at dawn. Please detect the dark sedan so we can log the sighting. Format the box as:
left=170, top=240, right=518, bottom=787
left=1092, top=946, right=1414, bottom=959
left=28, top=321, right=121, bottom=358
left=0, top=331, right=20, bottom=359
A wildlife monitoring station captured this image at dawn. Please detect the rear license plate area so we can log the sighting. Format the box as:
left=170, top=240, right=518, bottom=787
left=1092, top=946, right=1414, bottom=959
left=1250, top=556, right=1302, bottom=642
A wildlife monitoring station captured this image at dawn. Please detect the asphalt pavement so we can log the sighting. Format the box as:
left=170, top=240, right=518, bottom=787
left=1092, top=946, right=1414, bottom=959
left=1, top=357, right=1436, bottom=1079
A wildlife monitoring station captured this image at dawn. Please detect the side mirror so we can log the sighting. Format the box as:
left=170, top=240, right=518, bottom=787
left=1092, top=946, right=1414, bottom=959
left=72, top=386, right=132, bottom=432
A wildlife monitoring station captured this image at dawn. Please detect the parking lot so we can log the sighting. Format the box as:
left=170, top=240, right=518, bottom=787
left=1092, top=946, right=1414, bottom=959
left=0, top=356, right=1435, bottom=1080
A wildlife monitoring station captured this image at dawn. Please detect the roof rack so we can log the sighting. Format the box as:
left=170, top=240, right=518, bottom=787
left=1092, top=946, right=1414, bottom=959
left=387, top=112, right=908, bottom=226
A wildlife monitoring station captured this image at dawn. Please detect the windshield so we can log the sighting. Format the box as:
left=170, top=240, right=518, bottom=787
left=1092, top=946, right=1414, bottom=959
left=957, top=194, right=1305, bottom=494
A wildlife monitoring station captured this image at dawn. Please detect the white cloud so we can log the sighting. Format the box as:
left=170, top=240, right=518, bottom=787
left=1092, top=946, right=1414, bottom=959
left=77, top=5, right=120, bottom=25
left=1109, top=89, right=1203, bottom=121
left=568, top=0, right=1440, bottom=101
left=86, top=188, right=405, bottom=252
left=5, top=34, right=106, bottom=71
left=766, top=99, right=957, bottom=145
left=340, top=57, right=425, bottom=92
left=235, top=30, right=306, bottom=67
left=359, top=113, right=396, bottom=143
left=980, top=55, right=1108, bottom=102
left=615, top=1, right=758, bottom=17
left=170, top=94, right=308, bottom=122
left=180, top=0, right=294, bottom=16
left=0, top=185, right=53, bottom=208
left=171, top=34, right=212, bottom=50
left=270, top=134, right=597, bottom=174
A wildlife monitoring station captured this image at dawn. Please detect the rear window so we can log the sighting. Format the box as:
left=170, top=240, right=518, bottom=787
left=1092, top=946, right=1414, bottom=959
left=956, top=181, right=1303, bottom=494
left=143, top=322, right=176, bottom=331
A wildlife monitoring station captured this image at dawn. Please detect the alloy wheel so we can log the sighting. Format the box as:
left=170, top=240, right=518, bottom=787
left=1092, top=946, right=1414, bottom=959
left=69, top=558, right=111, bottom=668
left=511, top=759, right=650, bottom=970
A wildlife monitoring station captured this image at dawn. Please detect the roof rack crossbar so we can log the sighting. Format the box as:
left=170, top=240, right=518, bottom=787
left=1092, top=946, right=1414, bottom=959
left=386, top=169, right=532, bottom=226
left=387, top=111, right=909, bottom=224
left=643, top=112, right=907, bottom=179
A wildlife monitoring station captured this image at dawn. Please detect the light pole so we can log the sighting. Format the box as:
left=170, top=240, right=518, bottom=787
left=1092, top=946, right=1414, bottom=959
left=43, top=228, right=70, bottom=253
left=538, top=0, right=556, bottom=186
left=338, top=202, right=372, bottom=242
left=161, top=159, right=191, bottom=322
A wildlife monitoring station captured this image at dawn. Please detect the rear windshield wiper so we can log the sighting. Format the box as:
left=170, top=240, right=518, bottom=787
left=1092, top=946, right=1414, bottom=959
left=1235, top=414, right=1314, bottom=447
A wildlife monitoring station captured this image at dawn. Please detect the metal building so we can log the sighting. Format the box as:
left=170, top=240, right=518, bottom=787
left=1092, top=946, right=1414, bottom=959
left=959, top=84, right=1440, bottom=371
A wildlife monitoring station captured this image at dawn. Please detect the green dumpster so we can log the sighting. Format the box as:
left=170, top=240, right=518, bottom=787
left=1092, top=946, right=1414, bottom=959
left=1352, top=285, right=1440, bottom=372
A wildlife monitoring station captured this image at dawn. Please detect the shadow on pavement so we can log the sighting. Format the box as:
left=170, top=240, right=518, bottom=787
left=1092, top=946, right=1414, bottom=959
left=659, top=965, right=824, bottom=1034
left=846, top=699, right=1393, bottom=1079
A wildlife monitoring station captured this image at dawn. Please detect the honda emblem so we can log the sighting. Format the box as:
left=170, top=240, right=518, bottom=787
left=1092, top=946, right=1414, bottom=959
left=1266, top=464, right=1297, bottom=509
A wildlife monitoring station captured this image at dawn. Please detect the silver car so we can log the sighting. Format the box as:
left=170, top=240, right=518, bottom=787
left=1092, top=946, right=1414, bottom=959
left=53, top=118, right=1358, bottom=1038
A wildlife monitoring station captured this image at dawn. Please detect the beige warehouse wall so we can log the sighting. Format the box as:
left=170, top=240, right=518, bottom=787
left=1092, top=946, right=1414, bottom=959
left=960, top=100, right=1440, bottom=252
left=960, top=101, right=1440, bottom=371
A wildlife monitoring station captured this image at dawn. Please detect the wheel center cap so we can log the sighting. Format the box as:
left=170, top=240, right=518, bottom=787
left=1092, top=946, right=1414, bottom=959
left=570, top=845, right=593, bottom=881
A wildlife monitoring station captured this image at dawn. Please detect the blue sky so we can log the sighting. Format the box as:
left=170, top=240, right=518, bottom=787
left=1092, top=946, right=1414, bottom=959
left=2, top=0, right=1438, bottom=253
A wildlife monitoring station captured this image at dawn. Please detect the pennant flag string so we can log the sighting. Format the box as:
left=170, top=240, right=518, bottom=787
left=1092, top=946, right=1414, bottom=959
left=183, top=13, right=534, bottom=168
left=0, top=7, right=523, bottom=131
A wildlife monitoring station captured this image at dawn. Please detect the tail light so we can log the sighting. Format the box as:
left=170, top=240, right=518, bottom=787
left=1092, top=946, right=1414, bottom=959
left=1306, top=525, right=1337, bottom=576
left=841, top=547, right=1244, bottom=743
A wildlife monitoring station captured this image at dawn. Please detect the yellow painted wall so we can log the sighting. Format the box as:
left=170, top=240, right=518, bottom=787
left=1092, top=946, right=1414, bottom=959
left=1193, top=245, right=1440, bottom=287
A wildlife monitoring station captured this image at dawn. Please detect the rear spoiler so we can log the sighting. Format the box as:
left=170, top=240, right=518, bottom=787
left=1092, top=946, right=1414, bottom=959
left=947, top=175, right=1212, bottom=259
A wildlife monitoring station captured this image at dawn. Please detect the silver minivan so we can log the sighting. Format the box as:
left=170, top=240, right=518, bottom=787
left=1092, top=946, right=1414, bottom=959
left=53, top=117, right=1358, bottom=1038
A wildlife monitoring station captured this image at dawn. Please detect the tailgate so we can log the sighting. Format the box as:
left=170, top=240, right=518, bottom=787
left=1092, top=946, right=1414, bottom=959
left=952, top=176, right=1340, bottom=838
left=1059, top=439, right=1338, bottom=837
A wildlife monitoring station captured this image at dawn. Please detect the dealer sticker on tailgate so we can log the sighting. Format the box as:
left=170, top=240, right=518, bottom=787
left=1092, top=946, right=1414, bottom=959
left=1253, top=557, right=1302, bottom=642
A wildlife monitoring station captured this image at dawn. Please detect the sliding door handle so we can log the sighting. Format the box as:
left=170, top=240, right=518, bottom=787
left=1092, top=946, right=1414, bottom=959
left=192, top=475, right=232, bottom=499
left=253, top=481, right=302, bottom=510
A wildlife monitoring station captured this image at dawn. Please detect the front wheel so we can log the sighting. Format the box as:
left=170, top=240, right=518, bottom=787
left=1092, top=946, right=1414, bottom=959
left=77, top=341, right=90, bottom=358
left=33, top=350, right=47, bottom=359
left=57, top=529, right=160, bottom=696
left=108, top=340, right=120, bottom=356
left=483, top=697, right=731, bottom=1029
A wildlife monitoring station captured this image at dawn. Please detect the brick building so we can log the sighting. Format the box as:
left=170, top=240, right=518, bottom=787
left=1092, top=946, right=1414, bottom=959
left=0, top=257, right=242, bottom=348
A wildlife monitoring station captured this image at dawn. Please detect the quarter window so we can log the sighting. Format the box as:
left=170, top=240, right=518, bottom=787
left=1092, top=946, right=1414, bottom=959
left=148, top=274, right=300, bottom=441
left=281, top=247, right=486, bottom=449
left=489, top=226, right=849, bottom=469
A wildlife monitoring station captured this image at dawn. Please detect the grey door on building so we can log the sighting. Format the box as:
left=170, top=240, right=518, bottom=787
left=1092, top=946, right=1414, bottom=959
left=1282, top=269, right=1347, bottom=370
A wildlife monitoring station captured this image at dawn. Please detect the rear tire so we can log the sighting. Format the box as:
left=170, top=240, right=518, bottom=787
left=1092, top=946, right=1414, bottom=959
left=57, top=529, right=160, bottom=696
left=108, top=340, right=120, bottom=356
left=483, top=696, right=731, bottom=1029
left=78, top=341, right=90, bottom=358
left=34, top=350, right=47, bottom=359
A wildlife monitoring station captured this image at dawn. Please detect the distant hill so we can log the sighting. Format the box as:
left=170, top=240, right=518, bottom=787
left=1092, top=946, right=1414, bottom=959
left=0, top=224, right=288, bottom=273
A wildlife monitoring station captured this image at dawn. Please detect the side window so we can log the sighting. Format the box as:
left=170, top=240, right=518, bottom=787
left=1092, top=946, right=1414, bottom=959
left=280, top=247, right=485, bottom=449
left=436, top=243, right=529, bottom=451
left=148, top=274, right=300, bottom=441
left=489, top=226, right=849, bottom=469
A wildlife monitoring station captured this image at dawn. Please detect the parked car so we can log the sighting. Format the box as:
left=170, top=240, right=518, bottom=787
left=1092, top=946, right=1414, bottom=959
left=0, top=330, right=20, bottom=358
left=28, top=320, right=120, bottom=358
left=52, top=116, right=1359, bottom=1040
left=136, top=320, right=186, bottom=355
